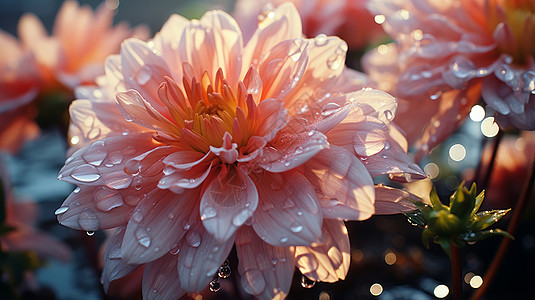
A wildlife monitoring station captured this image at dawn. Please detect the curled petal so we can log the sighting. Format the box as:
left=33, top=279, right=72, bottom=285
left=200, top=165, right=258, bottom=241
left=295, top=219, right=350, bottom=282
left=253, top=172, right=323, bottom=246
left=236, top=226, right=295, bottom=299
left=142, top=254, right=185, bottom=300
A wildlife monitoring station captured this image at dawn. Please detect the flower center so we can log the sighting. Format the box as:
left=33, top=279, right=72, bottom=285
left=157, top=64, right=257, bottom=154
left=487, top=0, right=535, bottom=65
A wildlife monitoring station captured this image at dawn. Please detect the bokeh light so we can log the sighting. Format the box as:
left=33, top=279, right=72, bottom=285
left=470, top=275, right=483, bottom=288
left=469, top=105, right=485, bottom=122
left=370, top=283, right=383, bottom=296
left=384, top=251, right=397, bottom=265
left=70, top=135, right=80, bottom=145
left=433, top=284, right=449, bottom=298
left=374, top=14, right=385, bottom=24
left=424, top=162, right=440, bottom=179
left=481, top=117, right=499, bottom=137
left=449, top=144, right=466, bottom=162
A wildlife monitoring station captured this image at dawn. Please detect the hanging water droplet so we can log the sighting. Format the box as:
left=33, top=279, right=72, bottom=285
left=290, top=221, right=303, bottom=233
left=73, top=186, right=81, bottom=193
left=170, top=244, right=180, bottom=255
left=132, top=176, right=143, bottom=190
left=55, top=206, right=69, bottom=215
left=186, top=231, right=201, bottom=248
left=218, top=261, right=231, bottom=279
left=314, top=33, right=328, bottom=46
left=71, top=165, right=101, bottom=183
left=135, top=65, right=152, bottom=85
left=301, top=275, right=316, bottom=288
left=209, top=278, right=221, bottom=292
left=86, top=231, right=95, bottom=236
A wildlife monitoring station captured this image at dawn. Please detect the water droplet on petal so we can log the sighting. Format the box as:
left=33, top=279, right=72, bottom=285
left=135, top=65, right=152, bottom=85
left=186, top=231, right=201, bottom=248
left=135, top=228, right=151, bottom=248
left=170, top=244, right=180, bottom=255
left=280, top=237, right=288, bottom=243
left=384, top=110, right=393, bottom=120
left=232, top=209, right=252, bottom=227
left=78, top=208, right=99, bottom=231
left=301, top=275, right=316, bottom=288
left=105, top=171, right=133, bottom=189
left=201, top=206, right=217, bottom=220
left=55, top=206, right=69, bottom=215
left=71, top=165, right=101, bottom=183
left=242, top=269, right=266, bottom=295
left=314, top=33, right=328, bottom=46
left=83, top=140, right=107, bottom=166
left=321, top=102, right=341, bottom=116
left=450, top=57, right=475, bottom=79
left=86, top=231, right=95, bottom=236
left=290, top=221, right=303, bottom=233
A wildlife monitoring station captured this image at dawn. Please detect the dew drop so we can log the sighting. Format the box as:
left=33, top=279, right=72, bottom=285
left=314, top=33, right=328, bottom=46
left=86, top=231, right=95, bottom=236
left=105, top=171, right=133, bottom=189
left=135, top=65, right=152, bottom=85
left=83, top=140, right=107, bottom=166
left=209, top=278, right=221, bottom=292
left=280, top=237, right=288, bottom=243
left=186, top=231, right=201, bottom=248
left=218, top=264, right=231, bottom=279
left=384, top=110, right=393, bottom=120
left=201, top=206, right=217, bottom=220
left=232, top=209, right=252, bottom=227
left=73, top=186, right=81, bottom=194
left=170, top=244, right=180, bottom=255
left=430, top=91, right=442, bottom=100
left=321, top=102, right=341, bottom=116
left=495, top=64, right=514, bottom=82
left=71, top=165, right=101, bottom=183
left=290, top=221, right=303, bottom=233
left=55, top=206, right=69, bottom=215
left=450, top=57, right=474, bottom=79
left=301, top=275, right=316, bottom=288
left=135, top=228, right=151, bottom=248
left=78, top=208, right=99, bottom=231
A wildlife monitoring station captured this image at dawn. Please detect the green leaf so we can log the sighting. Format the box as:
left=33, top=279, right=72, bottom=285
left=472, top=190, right=485, bottom=215
left=421, top=228, right=435, bottom=249
left=404, top=209, right=427, bottom=227
left=470, top=209, right=511, bottom=231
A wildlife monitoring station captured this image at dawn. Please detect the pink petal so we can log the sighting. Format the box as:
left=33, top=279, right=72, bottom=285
left=142, top=254, right=185, bottom=300
left=243, top=2, right=303, bottom=71
left=304, top=146, right=375, bottom=220
left=152, top=14, right=190, bottom=81
left=120, top=39, right=171, bottom=109
left=120, top=188, right=200, bottom=264
left=253, top=99, right=288, bottom=141
left=200, top=165, right=258, bottom=241
left=260, top=131, right=329, bottom=173
left=252, top=172, right=323, bottom=246
left=295, top=219, right=350, bottom=282
left=101, top=227, right=141, bottom=292
left=177, top=221, right=236, bottom=292
left=56, top=186, right=134, bottom=231
left=162, top=149, right=214, bottom=171
left=116, top=90, right=177, bottom=133
left=374, top=184, right=419, bottom=215
left=242, top=65, right=264, bottom=103
left=236, top=226, right=295, bottom=299
left=257, top=38, right=309, bottom=100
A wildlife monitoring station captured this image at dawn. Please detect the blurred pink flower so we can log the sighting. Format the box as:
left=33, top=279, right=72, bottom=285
left=364, top=0, right=535, bottom=155
left=0, top=160, right=71, bottom=262
left=233, top=0, right=385, bottom=49
left=57, top=4, right=423, bottom=299
left=0, top=1, right=148, bottom=153
left=18, top=0, right=149, bottom=89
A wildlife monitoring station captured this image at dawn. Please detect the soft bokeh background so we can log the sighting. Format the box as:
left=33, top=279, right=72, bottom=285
left=1, top=0, right=534, bottom=299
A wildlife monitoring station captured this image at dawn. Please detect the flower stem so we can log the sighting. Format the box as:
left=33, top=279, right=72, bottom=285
left=470, top=153, right=535, bottom=300
left=450, top=243, right=463, bottom=300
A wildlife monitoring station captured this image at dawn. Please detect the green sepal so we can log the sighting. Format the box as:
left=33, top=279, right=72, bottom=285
left=450, top=182, right=476, bottom=222
left=470, top=209, right=511, bottom=231
left=461, top=229, right=514, bottom=242
left=472, top=190, right=485, bottom=215
left=429, top=187, right=447, bottom=211
left=404, top=209, right=427, bottom=227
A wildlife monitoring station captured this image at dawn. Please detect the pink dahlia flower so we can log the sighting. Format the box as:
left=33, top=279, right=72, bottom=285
left=57, top=4, right=424, bottom=299
left=364, top=0, right=535, bottom=155
left=233, top=0, right=385, bottom=49
left=18, top=0, right=149, bottom=89
left=0, top=31, right=40, bottom=153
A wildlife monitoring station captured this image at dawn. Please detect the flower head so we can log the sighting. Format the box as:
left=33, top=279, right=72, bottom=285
left=234, top=0, right=385, bottom=49
left=364, top=0, right=535, bottom=155
left=57, top=4, right=424, bottom=299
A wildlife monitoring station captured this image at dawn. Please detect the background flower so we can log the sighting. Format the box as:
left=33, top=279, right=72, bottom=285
left=364, top=0, right=535, bottom=155
left=57, top=3, right=423, bottom=299
left=233, top=0, right=385, bottom=50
